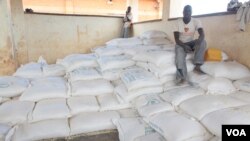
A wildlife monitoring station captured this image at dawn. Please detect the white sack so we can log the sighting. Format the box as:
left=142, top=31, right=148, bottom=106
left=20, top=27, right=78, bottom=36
left=179, top=95, right=248, bottom=120
left=160, top=86, right=205, bottom=107
left=57, top=53, right=98, bottom=72
left=98, top=94, right=132, bottom=111
left=71, top=79, right=113, bottom=96
left=13, top=62, right=43, bottom=79
left=31, top=99, right=70, bottom=122
left=143, top=38, right=172, bottom=45
left=201, top=61, right=250, bottom=80
left=70, top=111, right=120, bottom=135
left=97, top=55, right=135, bottom=71
left=0, top=97, right=10, bottom=104
left=117, top=109, right=140, bottom=118
left=122, top=45, right=162, bottom=56
left=115, top=83, right=163, bottom=103
left=146, top=112, right=211, bottom=141
left=94, top=46, right=124, bottom=57
left=149, top=61, right=194, bottom=77
left=67, top=96, right=99, bottom=115
left=233, top=77, right=250, bottom=92
left=159, top=75, right=176, bottom=84
left=188, top=71, right=212, bottom=84
left=139, top=30, right=169, bottom=39
left=0, top=76, right=29, bottom=98
left=201, top=105, right=250, bottom=137
left=135, top=94, right=174, bottom=117
left=42, top=64, right=65, bottom=77
left=120, top=68, right=162, bottom=91
left=106, top=37, right=143, bottom=46
left=67, top=67, right=102, bottom=82
left=20, top=77, right=68, bottom=101
left=113, top=118, right=156, bottom=141
left=0, top=101, right=34, bottom=125
left=0, top=124, right=11, bottom=141
left=101, top=68, right=123, bottom=81
left=199, top=77, right=237, bottom=95
left=163, top=80, right=189, bottom=91
left=229, top=91, right=250, bottom=103
left=11, top=119, right=70, bottom=141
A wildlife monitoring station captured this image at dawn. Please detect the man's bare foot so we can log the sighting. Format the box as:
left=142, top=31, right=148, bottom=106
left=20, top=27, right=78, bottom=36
left=194, top=65, right=206, bottom=75
left=175, top=79, right=184, bottom=86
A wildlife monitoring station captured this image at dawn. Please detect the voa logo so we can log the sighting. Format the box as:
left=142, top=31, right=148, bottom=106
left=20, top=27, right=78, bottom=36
left=226, top=129, right=246, bottom=136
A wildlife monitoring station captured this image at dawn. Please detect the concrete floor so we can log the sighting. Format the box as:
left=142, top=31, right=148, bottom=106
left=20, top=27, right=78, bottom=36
left=42, top=130, right=119, bottom=141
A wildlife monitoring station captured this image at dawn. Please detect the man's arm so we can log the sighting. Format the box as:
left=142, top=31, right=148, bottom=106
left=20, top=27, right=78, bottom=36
left=197, top=28, right=205, bottom=43
left=174, top=31, right=190, bottom=51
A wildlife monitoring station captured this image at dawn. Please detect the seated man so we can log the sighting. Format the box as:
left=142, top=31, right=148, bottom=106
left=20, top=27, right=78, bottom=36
left=173, top=5, right=207, bottom=85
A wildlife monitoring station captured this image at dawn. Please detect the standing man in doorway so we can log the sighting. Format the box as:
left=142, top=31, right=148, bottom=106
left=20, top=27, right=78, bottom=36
left=122, top=6, right=133, bottom=38
left=173, top=5, right=207, bottom=85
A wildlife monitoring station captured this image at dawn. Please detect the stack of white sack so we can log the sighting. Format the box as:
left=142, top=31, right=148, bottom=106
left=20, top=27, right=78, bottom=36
left=98, top=93, right=132, bottom=111
left=179, top=95, right=248, bottom=120
left=29, top=99, right=71, bottom=122
left=69, top=111, right=120, bottom=136
left=139, top=30, right=173, bottom=46
left=105, top=37, right=143, bottom=47
left=134, top=94, right=174, bottom=117
left=160, top=86, right=205, bottom=110
left=113, top=118, right=156, bottom=141
left=134, top=50, right=194, bottom=87
left=145, top=111, right=212, bottom=141
left=0, top=76, right=29, bottom=100
left=56, top=53, right=98, bottom=72
left=66, top=67, right=102, bottom=82
left=201, top=104, right=250, bottom=138
left=115, top=68, right=163, bottom=103
left=70, top=79, right=113, bottom=96
left=19, top=77, right=69, bottom=102
left=13, top=62, right=43, bottom=79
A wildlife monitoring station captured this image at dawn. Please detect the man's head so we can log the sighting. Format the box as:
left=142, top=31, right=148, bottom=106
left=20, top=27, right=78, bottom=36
left=183, top=5, right=192, bottom=19
left=127, top=6, right=131, bottom=13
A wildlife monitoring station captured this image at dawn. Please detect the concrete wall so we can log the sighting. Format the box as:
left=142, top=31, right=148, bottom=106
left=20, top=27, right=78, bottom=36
left=23, top=14, right=122, bottom=64
left=133, top=0, right=250, bottom=68
left=23, top=0, right=127, bottom=16
left=0, top=0, right=16, bottom=76
left=3, top=0, right=122, bottom=65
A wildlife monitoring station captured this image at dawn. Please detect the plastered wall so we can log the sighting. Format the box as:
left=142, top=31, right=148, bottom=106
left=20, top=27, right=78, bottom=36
left=24, top=14, right=123, bottom=64
left=12, top=0, right=125, bottom=64
left=133, top=0, right=250, bottom=68
left=0, top=0, right=16, bottom=76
